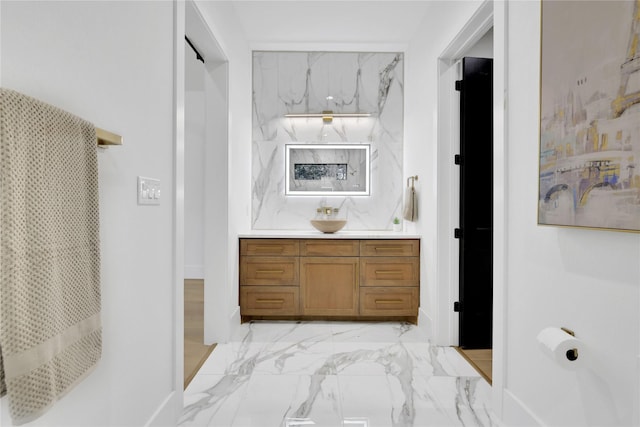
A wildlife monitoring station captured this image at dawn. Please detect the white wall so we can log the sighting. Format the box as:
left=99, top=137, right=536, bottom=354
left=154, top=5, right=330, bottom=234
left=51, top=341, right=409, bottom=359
left=0, top=1, right=177, bottom=425
left=502, top=2, right=640, bottom=425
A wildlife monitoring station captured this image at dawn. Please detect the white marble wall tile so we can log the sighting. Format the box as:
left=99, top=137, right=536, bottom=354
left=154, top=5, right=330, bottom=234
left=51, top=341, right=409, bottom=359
left=252, top=51, right=405, bottom=230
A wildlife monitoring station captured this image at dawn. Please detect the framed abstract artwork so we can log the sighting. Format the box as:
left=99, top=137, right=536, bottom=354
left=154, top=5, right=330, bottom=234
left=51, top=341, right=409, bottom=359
left=538, top=0, right=640, bottom=232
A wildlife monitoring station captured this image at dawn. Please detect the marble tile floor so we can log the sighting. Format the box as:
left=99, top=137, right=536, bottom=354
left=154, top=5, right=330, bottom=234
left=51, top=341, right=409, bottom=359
left=179, top=321, right=499, bottom=427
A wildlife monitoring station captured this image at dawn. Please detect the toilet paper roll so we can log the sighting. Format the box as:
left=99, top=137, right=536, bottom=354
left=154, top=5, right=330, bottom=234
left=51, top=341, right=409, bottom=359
left=537, top=327, right=585, bottom=370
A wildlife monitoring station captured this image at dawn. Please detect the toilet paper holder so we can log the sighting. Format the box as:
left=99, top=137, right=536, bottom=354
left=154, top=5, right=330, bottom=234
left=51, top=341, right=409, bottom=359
left=560, top=327, right=575, bottom=336
left=538, top=326, right=583, bottom=368
left=560, top=327, right=579, bottom=361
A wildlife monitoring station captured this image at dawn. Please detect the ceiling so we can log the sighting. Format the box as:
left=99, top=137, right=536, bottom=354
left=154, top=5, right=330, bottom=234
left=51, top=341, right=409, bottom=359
left=228, top=1, right=434, bottom=44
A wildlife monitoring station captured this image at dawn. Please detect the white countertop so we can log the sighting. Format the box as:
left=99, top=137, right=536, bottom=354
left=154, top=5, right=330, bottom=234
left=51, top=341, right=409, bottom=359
left=238, top=230, right=421, bottom=239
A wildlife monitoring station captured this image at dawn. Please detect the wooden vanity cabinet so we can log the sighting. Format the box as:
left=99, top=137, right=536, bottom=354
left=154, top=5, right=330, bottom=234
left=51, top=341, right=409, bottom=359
left=299, top=239, right=360, bottom=316
left=240, top=238, right=420, bottom=322
left=240, top=239, right=300, bottom=316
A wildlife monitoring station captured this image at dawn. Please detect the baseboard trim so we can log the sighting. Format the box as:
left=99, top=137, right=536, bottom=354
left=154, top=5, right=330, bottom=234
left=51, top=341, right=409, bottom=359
left=144, top=391, right=179, bottom=427
left=229, top=305, right=241, bottom=340
left=635, top=355, right=640, bottom=426
left=503, top=389, right=544, bottom=426
left=418, top=307, right=434, bottom=340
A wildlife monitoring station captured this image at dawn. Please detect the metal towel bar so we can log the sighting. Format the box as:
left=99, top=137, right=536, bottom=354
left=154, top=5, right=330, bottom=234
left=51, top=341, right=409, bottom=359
left=96, top=128, right=123, bottom=147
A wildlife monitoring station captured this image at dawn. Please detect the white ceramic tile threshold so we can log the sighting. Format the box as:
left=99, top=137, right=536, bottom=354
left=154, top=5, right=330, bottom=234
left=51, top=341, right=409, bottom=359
left=179, top=321, right=499, bottom=427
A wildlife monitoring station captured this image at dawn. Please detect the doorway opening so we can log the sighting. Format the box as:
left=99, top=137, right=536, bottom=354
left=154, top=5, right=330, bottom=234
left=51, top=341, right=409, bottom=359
left=456, top=55, right=493, bottom=350
left=182, top=0, right=230, bottom=388
left=184, top=34, right=212, bottom=389
left=435, top=0, right=507, bottom=415
left=435, top=2, right=495, bottom=381
left=455, top=53, right=493, bottom=382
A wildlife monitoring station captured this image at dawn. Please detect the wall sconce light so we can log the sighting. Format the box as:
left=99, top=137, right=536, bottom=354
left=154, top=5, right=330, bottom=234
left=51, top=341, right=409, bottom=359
left=284, top=110, right=372, bottom=124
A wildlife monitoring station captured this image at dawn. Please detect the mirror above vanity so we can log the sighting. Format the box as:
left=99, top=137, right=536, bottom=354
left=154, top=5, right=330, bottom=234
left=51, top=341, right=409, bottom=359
left=285, top=144, right=370, bottom=196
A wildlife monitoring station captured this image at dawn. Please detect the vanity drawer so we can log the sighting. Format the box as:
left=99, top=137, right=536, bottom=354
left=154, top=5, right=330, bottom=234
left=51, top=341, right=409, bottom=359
left=241, top=239, right=299, bottom=256
left=359, top=287, right=419, bottom=316
left=360, top=257, right=419, bottom=286
left=300, top=239, right=359, bottom=257
left=240, top=256, right=299, bottom=286
left=360, top=239, right=419, bottom=257
left=240, top=286, right=299, bottom=315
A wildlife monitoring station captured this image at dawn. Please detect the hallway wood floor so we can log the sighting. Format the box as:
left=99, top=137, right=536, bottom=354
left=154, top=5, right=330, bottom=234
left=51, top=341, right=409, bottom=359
left=456, top=348, right=492, bottom=384
left=184, top=279, right=216, bottom=389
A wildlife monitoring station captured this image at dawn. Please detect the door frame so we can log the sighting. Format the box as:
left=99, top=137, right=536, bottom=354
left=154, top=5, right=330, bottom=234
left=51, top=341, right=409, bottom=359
left=435, top=0, right=493, bottom=348
left=185, top=2, right=231, bottom=346
left=182, top=1, right=230, bottom=344
left=173, top=0, right=230, bottom=414
left=435, top=0, right=507, bottom=417
left=172, top=0, right=186, bottom=415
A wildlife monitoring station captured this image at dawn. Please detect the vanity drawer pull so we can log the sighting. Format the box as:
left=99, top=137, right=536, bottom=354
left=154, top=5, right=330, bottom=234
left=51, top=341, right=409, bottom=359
left=374, top=299, right=404, bottom=304
left=256, top=298, right=285, bottom=304
left=375, top=247, right=403, bottom=251
left=375, top=270, right=403, bottom=275
left=254, top=245, right=284, bottom=252
left=256, top=269, right=285, bottom=274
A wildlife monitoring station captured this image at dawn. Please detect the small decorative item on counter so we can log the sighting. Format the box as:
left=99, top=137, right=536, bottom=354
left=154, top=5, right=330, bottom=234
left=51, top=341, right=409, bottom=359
left=393, top=217, right=402, bottom=232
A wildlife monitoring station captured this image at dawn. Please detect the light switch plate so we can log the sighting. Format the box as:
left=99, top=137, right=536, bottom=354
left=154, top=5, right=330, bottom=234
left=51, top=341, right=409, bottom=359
left=138, top=176, right=161, bottom=205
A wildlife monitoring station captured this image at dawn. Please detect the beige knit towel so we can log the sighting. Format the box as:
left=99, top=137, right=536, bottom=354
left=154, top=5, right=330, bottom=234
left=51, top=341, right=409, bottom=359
left=403, top=184, right=418, bottom=222
left=0, top=88, right=101, bottom=425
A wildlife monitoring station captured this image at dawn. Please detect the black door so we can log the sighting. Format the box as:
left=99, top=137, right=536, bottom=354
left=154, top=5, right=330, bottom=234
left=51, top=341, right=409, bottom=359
left=456, top=57, right=493, bottom=349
